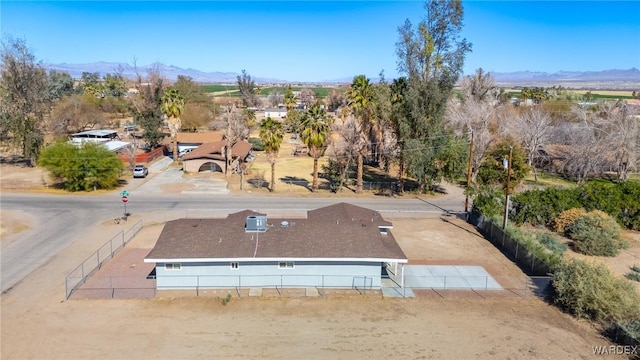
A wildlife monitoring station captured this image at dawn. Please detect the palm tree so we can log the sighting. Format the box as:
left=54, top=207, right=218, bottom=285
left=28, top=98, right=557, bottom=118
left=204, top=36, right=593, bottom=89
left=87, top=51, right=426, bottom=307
left=259, top=117, right=284, bottom=192
left=284, top=85, right=297, bottom=113
left=161, top=88, right=185, bottom=162
left=301, top=103, right=333, bottom=191
left=345, top=75, right=374, bottom=193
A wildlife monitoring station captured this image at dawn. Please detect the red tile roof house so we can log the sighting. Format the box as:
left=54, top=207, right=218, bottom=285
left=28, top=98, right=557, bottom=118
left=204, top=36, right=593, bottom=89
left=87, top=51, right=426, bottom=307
left=144, top=203, right=408, bottom=292
left=181, top=137, right=253, bottom=174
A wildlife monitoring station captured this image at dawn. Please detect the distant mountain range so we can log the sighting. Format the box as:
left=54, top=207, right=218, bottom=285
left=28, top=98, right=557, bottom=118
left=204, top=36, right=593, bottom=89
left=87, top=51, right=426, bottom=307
left=45, top=62, right=283, bottom=83
left=490, top=68, right=640, bottom=83
left=44, top=61, right=640, bottom=85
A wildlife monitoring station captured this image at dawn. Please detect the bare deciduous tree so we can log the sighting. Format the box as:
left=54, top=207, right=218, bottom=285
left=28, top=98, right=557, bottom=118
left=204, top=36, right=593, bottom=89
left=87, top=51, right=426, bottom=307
left=47, top=94, right=106, bottom=137
left=327, top=114, right=366, bottom=189
left=562, top=122, right=608, bottom=183
left=505, top=107, right=553, bottom=182
left=602, top=101, right=640, bottom=181
left=460, top=68, right=496, bottom=102
left=298, top=88, right=316, bottom=109
left=267, top=90, right=283, bottom=108
left=445, top=96, right=503, bottom=183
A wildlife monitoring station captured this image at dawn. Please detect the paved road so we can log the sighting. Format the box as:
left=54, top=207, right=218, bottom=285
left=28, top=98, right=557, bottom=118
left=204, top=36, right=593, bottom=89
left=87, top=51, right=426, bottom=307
left=0, top=168, right=466, bottom=294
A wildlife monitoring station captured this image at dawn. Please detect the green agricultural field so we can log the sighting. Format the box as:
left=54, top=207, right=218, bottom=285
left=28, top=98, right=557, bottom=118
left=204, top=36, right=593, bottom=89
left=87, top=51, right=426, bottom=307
left=202, top=85, right=333, bottom=98
left=261, top=87, right=332, bottom=98
left=201, top=84, right=238, bottom=93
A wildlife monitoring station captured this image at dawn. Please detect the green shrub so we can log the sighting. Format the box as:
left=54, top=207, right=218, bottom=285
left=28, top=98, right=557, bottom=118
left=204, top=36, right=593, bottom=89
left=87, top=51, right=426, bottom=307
left=579, top=181, right=624, bottom=219
left=221, top=293, right=232, bottom=305
left=471, top=186, right=504, bottom=220
left=511, top=187, right=582, bottom=227
left=321, top=158, right=346, bottom=193
left=537, top=232, right=568, bottom=255
left=626, top=272, right=640, bottom=282
left=619, top=318, right=640, bottom=341
left=248, top=137, right=264, bottom=151
left=477, top=140, right=529, bottom=190
left=512, top=180, right=640, bottom=231
left=626, top=265, right=640, bottom=282
left=552, top=258, right=640, bottom=322
left=566, top=211, right=626, bottom=256
left=619, top=181, right=640, bottom=231
left=504, top=226, right=563, bottom=268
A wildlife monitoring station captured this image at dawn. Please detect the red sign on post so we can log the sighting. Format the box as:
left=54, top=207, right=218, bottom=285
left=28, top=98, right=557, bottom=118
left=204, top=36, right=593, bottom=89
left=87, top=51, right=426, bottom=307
left=121, top=196, right=129, bottom=203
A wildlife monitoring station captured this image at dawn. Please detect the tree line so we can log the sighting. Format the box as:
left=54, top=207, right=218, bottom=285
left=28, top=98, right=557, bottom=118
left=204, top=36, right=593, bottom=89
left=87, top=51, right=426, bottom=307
left=2, top=0, right=638, bottom=193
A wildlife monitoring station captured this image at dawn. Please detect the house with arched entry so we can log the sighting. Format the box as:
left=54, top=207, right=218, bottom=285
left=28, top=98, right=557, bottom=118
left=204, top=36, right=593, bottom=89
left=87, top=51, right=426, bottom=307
left=182, top=139, right=253, bottom=174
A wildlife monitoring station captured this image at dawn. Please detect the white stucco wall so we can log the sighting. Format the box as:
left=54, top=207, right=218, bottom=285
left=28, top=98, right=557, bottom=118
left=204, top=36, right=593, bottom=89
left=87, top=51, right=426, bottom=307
left=155, top=260, right=383, bottom=290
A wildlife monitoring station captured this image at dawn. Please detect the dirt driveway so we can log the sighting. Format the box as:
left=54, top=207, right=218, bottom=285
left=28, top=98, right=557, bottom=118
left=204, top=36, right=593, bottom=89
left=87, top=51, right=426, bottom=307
left=0, top=163, right=616, bottom=359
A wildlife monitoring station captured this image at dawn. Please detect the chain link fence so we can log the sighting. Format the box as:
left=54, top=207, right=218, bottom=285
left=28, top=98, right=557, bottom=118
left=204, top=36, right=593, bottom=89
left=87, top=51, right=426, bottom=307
left=69, top=273, right=551, bottom=300
left=65, top=219, right=143, bottom=299
left=467, top=210, right=553, bottom=276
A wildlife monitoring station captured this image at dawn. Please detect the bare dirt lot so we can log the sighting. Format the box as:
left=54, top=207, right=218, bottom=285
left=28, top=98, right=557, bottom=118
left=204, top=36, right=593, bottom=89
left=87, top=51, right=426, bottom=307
left=0, top=161, right=622, bottom=359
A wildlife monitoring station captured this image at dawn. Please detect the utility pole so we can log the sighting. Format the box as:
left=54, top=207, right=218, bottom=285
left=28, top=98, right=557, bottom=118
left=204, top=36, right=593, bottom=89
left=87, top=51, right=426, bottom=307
left=464, top=130, right=474, bottom=212
left=502, top=146, right=513, bottom=229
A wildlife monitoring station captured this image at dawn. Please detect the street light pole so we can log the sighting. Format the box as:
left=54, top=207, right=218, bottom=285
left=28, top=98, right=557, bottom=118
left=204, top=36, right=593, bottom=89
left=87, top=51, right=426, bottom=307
left=502, top=146, right=513, bottom=229
left=464, top=130, right=474, bottom=212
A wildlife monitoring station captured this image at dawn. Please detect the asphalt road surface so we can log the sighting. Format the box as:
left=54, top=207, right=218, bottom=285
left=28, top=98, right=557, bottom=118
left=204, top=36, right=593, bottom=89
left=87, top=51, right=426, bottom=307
left=1, top=190, right=465, bottom=294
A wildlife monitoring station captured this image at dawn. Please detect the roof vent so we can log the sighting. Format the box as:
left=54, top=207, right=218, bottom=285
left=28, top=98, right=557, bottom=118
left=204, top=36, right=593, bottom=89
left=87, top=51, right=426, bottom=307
left=245, top=215, right=267, bottom=232
left=281, top=221, right=289, bottom=228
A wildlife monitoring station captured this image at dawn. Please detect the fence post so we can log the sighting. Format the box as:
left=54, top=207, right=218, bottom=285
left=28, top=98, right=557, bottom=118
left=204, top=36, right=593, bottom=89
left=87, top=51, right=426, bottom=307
left=485, top=276, right=488, bottom=290
left=531, top=256, right=534, bottom=273
left=81, top=263, right=85, bottom=280
left=443, top=276, right=447, bottom=291
left=121, top=230, right=125, bottom=247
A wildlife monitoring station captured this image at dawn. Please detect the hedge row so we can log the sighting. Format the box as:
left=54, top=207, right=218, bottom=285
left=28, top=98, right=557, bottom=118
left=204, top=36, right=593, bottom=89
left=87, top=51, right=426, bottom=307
left=503, top=226, right=564, bottom=268
left=553, top=258, right=640, bottom=322
left=511, top=180, right=640, bottom=230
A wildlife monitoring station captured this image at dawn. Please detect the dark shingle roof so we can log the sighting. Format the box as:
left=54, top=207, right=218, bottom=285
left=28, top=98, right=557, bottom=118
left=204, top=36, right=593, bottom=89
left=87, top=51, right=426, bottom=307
left=145, top=203, right=406, bottom=262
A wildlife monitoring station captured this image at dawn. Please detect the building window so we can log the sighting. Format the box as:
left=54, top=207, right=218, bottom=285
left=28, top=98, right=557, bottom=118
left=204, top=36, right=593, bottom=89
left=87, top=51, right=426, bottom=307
left=165, top=263, right=181, bottom=270
left=230, top=262, right=239, bottom=270
left=278, top=261, right=294, bottom=269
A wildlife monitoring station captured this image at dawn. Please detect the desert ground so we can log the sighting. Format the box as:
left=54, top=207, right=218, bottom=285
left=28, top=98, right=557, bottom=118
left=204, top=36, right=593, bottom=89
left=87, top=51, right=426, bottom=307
left=2, top=150, right=634, bottom=359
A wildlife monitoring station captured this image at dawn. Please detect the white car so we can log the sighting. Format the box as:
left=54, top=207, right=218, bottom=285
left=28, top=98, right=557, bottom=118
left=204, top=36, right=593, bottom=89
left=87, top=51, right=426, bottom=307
left=178, top=148, right=193, bottom=158
left=133, top=165, right=148, bottom=178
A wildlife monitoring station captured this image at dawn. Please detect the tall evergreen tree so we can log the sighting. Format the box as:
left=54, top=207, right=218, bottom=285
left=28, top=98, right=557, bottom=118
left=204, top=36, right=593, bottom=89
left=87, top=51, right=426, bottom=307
left=131, top=68, right=165, bottom=148
left=237, top=69, right=258, bottom=107
left=0, top=37, right=48, bottom=164
left=395, top=0, right=471, bottom=192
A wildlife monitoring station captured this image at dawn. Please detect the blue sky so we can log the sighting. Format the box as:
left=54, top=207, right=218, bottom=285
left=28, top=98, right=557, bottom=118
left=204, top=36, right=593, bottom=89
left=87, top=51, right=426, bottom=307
left=2, top=1, right=639, bottom=82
